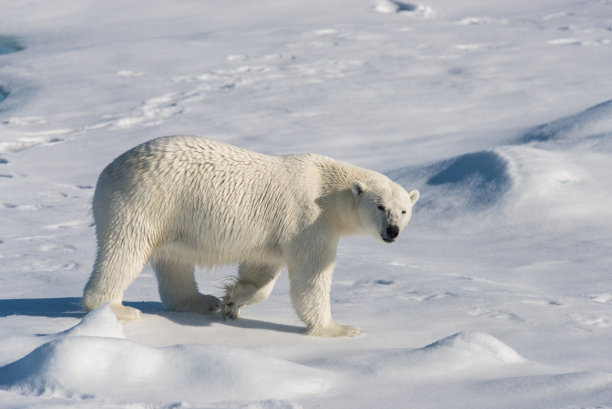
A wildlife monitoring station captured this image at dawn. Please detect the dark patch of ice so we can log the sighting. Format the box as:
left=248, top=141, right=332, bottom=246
left=389, top=1, right=418, bottom=12
left=0, top=87, right=8, bottom=103
left=0, top=35, right=24, bottom=55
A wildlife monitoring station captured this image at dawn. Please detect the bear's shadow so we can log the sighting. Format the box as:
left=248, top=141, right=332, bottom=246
left=0, top=297, right=304, bottom=335
left=0, top=297, right=164, bottom=319
left=164, top=311, right=304, bottom=334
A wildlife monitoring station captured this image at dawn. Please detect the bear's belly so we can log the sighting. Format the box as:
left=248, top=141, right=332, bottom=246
left=156, top=233, right=285, bottom=267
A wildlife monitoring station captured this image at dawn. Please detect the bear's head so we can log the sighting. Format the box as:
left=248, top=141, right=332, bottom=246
left=351, top=178, right=419, bottom=243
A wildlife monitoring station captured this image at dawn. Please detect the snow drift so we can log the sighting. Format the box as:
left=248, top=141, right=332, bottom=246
left=390, top=100, right=612, bottom=228
left=388, top=148, right=515, bottom=218
left=425, top=150, right=512, bottom=207
left=0, top=306, right=332, bottom=405
left=374, top=331, right=525, bottom=380
left=519, top=99, right=612, bottom=149
left=419, top=331, right=524, bottom=364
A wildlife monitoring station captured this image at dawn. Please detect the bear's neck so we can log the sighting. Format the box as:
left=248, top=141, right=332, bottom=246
left=316, top=157, right=371, bottom=236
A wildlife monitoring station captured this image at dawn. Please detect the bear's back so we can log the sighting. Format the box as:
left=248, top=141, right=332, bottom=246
left=93, top=136, right=326, bottom=263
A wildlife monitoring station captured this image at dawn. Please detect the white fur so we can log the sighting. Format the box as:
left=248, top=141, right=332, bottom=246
left=83, top=136, right=419, bottom=337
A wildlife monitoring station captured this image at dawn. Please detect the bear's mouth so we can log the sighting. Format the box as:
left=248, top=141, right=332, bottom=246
left=382, top=236, right=396, bottom=243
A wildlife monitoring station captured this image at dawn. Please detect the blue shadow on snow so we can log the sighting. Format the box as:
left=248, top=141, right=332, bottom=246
left=0, top=35, right=23, bottom=55
left=0, top=298, right=165, bottom=318
left=426, top=150, right=511, bottom=207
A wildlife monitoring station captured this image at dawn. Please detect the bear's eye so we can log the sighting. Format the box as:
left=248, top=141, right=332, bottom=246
left=378, top=205, right=385, bottom=211
left=402, top=210, right=407, bottom=214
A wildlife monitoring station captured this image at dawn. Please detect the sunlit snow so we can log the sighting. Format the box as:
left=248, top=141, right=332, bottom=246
left=1, top=0, right=611, bottom=408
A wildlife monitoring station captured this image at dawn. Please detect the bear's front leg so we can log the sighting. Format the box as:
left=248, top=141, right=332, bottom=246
left=222, top=262, right=283, bottom=320
left=287, top=247, right=362, bottom=337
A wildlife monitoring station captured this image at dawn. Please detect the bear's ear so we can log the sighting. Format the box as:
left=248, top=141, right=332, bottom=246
left=409, top=189, right=420, bottom=204
left=351, top=181, right=367, bottom=196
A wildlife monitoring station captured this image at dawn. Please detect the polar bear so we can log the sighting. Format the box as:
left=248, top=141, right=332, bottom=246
left=83, top=136, right=419, bottom=337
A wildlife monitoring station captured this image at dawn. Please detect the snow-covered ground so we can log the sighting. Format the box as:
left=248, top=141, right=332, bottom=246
left=1, top=0, right=611, bottom=408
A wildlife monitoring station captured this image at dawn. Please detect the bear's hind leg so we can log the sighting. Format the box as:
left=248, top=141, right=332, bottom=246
left=152, top=253, right=220, bottom=314
left=83, top=246, right=148, bottom=321
left=222, top=262, right=282, bottom=320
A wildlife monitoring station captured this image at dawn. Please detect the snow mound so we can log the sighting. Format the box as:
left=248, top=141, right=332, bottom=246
left=362, top=331, right=525, bottom=381
left=419, top=331, right=525, bottom=364
left=0, top=306, right=331, bottom=405
left=59, top=303, right=125, bottom=339
left=519, top=99, right=612, bottom=149
left=425, top=150, right=513, bottom=209
left=389, top=149, right=514, bottom=220
left=0, top=339, right=330, bottom=404
left=427, top=150, right=511, bottom=198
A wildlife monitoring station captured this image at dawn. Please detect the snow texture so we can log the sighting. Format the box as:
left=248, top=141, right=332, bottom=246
left=0, top=306, right=331, bottom=405
left=1, top=0, right=612, bottom=408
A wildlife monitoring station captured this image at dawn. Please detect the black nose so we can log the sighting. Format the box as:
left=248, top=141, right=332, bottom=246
left=386, top=225, right=399, bottom=239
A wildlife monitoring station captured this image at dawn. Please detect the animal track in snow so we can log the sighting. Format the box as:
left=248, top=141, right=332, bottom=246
left=590, top=293, right=612, bottom=303
left=171, top=51, right=363, bottom=104
left=43, top=219, right=90, bottom=230
left=93, top=93, right=183, bottom=130
left=0, top=135, right=67, bottom=154
left=455, top=43, right=504, bottom=51
left=85, top=31, right=366, bottom=133
left=116, top=70, right=145, bottom=77
left=457, top=17, right=510, bottom=26
left=287, top=29, right=342, bottom=49
left=468, top=306, right=525, bottom=323
left=373, top=1, right=434, bottom=17
left=402, top=290, right=454, bottom=302
left=570, top=313, right=611, bottom=329
left=0, top=157, right=10, bottom=178
left=548, top=38, right=610, bottom=46
left=521, top=298, right=562, bottom=307
left=1, top=202, right=42, bottom=211
left=2, top=116, right=48, bottom=126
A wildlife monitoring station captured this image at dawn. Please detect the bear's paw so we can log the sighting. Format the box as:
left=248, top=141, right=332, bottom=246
left=307, top=321, right=363, bottom=338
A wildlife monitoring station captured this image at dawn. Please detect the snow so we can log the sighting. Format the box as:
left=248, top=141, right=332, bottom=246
left=0, top=305, right=331, bottom=406
left=1, top=0, right=611, bottom=408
